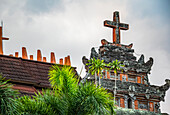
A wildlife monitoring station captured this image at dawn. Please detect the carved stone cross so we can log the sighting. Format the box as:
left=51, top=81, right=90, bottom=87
left=104, top=11, right=129, bottom=44
left=0, top=26, right=9, bottom=54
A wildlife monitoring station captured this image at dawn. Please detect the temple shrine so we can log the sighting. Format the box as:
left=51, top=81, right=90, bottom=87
left=82, top=11, right=170, bottom=113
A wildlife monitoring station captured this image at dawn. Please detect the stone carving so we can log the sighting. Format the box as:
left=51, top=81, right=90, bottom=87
left=81, top=11, right=169, bottom=113
left=101, top=39, right=133, bottom=49
left=128, top=85, right=135, bottom=98
left=155, top=102, right=160, bottom=113
left=90, top=47, right=98, bottom=59
left=144, top=75, right=149, bottom=85
left=99, top=44, right=136, bottom=64
left=122, top=75, right=126, bottom=82
left=100, top=79, right=169, bottom=102
left=145, top=89, right=150, bottom=99
left=138, top=104, right=147, bottom=109
left=138, top=54, right=145, bottom=64
left=143, top=57, right=153, bottom=73
left=159, top=79, right=170, bottom=91
left=158, top=79, right=170, bottom=101
left=129, top=85, right=135, bottom=92
left=132, top=99, right=135, bottom=109
left=82, top=56, right=89, bottom=72
left=124, top=95, right=128, bottom=108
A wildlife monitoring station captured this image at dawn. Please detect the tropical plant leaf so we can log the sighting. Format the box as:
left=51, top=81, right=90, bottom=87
left=0, top=75, right=19, bottom=115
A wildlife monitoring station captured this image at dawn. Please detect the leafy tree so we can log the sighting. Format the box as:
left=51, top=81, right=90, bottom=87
left=15, top=65, right=115, bottom=115
left=76, top=82, right=115, bottom=115
left=49, top=65, right=115, bottom=115
left=87, top=58, right=106, bottom=86
left=0, top=75, right=19, bottom=115
left=108, top=59, right=124, bottom=103
left=15, top=95, right=54, bottom=115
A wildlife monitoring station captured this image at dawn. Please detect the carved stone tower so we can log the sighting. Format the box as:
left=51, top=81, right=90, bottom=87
left=82, top=11, right=170, bottom=113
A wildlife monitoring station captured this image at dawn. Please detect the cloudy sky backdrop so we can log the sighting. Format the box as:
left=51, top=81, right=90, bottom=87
left=0, top=0, right=170, bottom=113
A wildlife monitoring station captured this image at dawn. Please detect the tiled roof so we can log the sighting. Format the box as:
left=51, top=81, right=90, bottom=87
left=0, top=54, right=78, bottom=95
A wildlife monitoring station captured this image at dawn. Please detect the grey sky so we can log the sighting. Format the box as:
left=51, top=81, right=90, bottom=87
left=0, top=0, right=170, bottom=113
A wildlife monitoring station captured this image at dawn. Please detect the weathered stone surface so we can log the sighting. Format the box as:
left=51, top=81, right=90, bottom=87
left=84, top=39, right=154, bottom=74
left=90, top=47, right=98, bottom=59
left=101, top=78, right=170, bottom=101
left=104, top=11, right=129, bottom=44
left=81, top=11, right=170, bottom=113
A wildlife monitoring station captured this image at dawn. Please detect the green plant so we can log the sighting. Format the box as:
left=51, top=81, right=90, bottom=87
left=76, top=82, right=115, bottom=115
left=107, top=59, right=124, bottom=103
left=15, top=65, right=115, bottom=115
left=0, top=75, right=19, bottom=115
left=86, top=58, right=106, bottom=86
left=49, top=65, right=115, bottom=115
left=16, top=95, right=55, bottom=115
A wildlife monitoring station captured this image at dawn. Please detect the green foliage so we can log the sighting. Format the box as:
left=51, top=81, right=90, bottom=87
left=49, top=65, right=78, bottom=95
left=15, top=95, right=54, bottom=115
left=48, top=65, right=115, bottom=115
left=107, top=59, right=124, bottom=103
left=86, top=58, right=106, bottom=86
left=34, top=90, right=67, bottom=115
left=0, top=75, right=19, bottom=115
left=107, top=59, right=124, bottom=74
left=15, top=65, right=115, bottom=115
left=87, top=57, right=106, bottom=75
left=76, top=83, right=115, bottom=115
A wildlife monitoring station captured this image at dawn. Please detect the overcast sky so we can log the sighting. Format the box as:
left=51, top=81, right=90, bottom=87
left=0, top=0, right=170, bottom=113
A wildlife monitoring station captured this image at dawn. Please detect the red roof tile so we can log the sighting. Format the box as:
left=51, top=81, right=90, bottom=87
left=0, top=54, right=78, bottom=95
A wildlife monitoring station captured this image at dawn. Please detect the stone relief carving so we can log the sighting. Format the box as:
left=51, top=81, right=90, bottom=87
left=158, top=79, right=170, bottom=101
left=138, top=54, right=145, bottom=64
left=82, top=56, right=89, bottom=72
left=82, top=38, right=169, bottom=109
left=128, top=85, right=135, bottom=98
left=90, top=47, right=99, bottom=59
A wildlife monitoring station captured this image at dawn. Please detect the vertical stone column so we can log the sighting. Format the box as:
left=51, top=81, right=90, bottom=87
left=153, top=102, right=155, bottom=113
left=147, top=101, right=150, bottom=111
left=126, top=74, right=128, bottom=82
left=124, top=95, right=128, bottom=108
left=118, top=98, right=120, bottom=107
left=132, top=97, right=135, bottom=109
left=157, top=102, right=161, bottom=113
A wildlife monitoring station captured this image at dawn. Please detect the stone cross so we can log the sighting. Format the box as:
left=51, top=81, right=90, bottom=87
left=104, top=11, right=129, bottom=44
left=0, top=26, right=9, bottom=54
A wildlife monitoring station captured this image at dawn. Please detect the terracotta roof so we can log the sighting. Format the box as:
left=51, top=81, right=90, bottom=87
left=0, top=54, right=78, bottom=95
